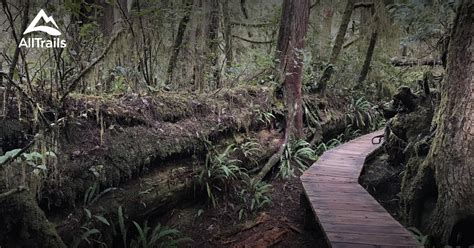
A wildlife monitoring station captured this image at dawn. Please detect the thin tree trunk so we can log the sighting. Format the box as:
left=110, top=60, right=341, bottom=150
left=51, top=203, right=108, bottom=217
left=320, top=0, right=333, bottom=60
left=316, top=0, right=355, bottom=94
left=357, top=30, right=377, bottom=84
left=2, top=0, right=29, bottom=109
left=357, top=3, right=377, bottom=85
left=309, top=1, right=321, bottom=72
left=193, top=0, right=205, bottom=93
left=165, top=0, right=193, bottom=85
left=222, top=0, right=233, bottom=69
left=400, top=0, right=473, bottom=245
left=206, top=0, right=221, bottom=88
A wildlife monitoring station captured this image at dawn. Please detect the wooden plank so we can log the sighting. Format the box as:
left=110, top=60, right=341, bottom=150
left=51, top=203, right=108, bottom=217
left=326, top=232, right=421, bottom=246
left=309, top=166, right=362, bottom=174
left=332, top=242, right=420, bottom=248
left=302, top=182, right=368, bottom=193
left=301, top=130, right=421, bottom=248
left=310, top=201, right=387, bottom=213
left=301, top=175, right=356, bottom=183
left=315, top=209, right=395, bottom=219
left=323, top=223, right=411, bottom=235
left=316, top=214, right=402, bottom=226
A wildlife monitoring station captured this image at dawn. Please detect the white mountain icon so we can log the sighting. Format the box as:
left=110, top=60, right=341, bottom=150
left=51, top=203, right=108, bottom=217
left=24, top=9, right=61, bottom=36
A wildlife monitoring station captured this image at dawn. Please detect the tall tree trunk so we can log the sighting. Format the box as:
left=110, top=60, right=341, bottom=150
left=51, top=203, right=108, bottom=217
left=275, top=0, right=310, bottom=140
left=206, top=0, right=221, bottom=88
left=357, top=4, right=377, bottom=85
left=320, top=0, right=333, bottom=60
left=165, top=0, right=193, bottom=85
left=357, top=30, right=377, bottom=84
left=193, top=0, right=206, bottom=93
left=309, top=1, right=322, bottom=72
left=256, top=0, right=310, bottom=182
left=222, top=0, right=233, bottom=69
left=400, top=1, right=473, bottom=245
left=359, top=1, right=371, bottom=36
left=316, top=0, right=354, bottom=94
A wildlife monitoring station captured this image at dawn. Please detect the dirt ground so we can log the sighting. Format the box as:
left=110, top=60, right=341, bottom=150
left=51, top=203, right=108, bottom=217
left=159, top=170, right=328, bottom=248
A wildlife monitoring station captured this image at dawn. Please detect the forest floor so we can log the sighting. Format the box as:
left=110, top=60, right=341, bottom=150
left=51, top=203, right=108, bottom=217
left=159, top=170, right=328, bottom=247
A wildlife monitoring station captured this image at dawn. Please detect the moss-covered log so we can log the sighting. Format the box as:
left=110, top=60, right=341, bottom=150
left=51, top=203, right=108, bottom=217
left=1, top=86, right=349, bottom=246
left=0, top=186, right=65, bottom=248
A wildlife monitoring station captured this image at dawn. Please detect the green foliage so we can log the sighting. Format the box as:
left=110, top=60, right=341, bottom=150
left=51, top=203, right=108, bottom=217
left=130, top=221, right=192, bottom=248
left=236, top=140, right=263, bottom=164
left=345, top=96, right=382, bottom=131
left=83, top=181, right=116, bottom=207
left=118, top=206, right=127, bottom=248
left=256, top=111, right=275, bottom=126
left=407, top=227, right=431, bottom=246
left=197, top=144, right=242, bottom=207
left=388, top=0, right=454, bottom=44
left=238, top=175, right=272, bottom=219
left=279, top=140, right=318, bottom=179
left=72, top=227, right=102, bottom=248
left=0, top=148, right=56, bottom=174
left=73, top=206, right=191, bottom=248
left=72, top=208, right=110, bottom=248
left=315, top=136, right=343, bottom=155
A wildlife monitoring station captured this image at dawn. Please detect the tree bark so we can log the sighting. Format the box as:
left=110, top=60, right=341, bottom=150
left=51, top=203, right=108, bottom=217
left=400, top=0, right=474, bottom=245
left=357, top=5, right=377, bottom=85
left=390, top=58, right=443, bottom=67
left=192, top=0, right=206, bottom=93
left=165, top=0, right=193, bottom=85
left=320, top=0, right=333, bottom=60
left=222, top=0, right=233, bottom=69
left=206, top=0, right=221, bottom=88
left=316, top=0, right=355, bottom=94
left=0, top=186, right=66, bottom=248
left=275, top=0, right=310, bottom=140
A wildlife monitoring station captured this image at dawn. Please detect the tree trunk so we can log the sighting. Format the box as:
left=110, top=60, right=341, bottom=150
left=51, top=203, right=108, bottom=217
left=358, top=0, right=371, bottom=36
left=222, top=0, right=233, bottom=69
left=357, top=30, right=377, bottom=84
left=357, top=5, right=377, bottom=85
left=0, top=187, right=66, bottom=248
left=400, top=1, right=474, bottom=245
left=275, top=0, right=310, bottom=140
left=165, top=0, right=193, bottom=85
left=320, top=0, right=333, bottom=60
left=206, top=0, right=221, bottom=88
left=192, top=0, right=206, bottom=93
left=316, top=0, right=355, bottom=94
left=309, top=1, right=322, bottom=73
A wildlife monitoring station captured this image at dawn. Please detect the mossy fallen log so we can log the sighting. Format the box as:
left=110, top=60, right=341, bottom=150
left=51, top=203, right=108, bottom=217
left=1, top=86, right=350, bottom=246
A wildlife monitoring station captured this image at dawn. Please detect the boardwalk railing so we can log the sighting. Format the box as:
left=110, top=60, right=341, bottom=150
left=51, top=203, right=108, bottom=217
left=301, top=130, right=423, bottom=248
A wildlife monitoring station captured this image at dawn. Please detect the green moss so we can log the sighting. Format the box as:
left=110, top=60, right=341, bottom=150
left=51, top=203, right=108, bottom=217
left=0, top=188, right=65, bottom=247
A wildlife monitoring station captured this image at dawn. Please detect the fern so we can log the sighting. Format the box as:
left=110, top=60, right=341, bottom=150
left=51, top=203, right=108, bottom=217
left=279, top=140, right=318, bottom=178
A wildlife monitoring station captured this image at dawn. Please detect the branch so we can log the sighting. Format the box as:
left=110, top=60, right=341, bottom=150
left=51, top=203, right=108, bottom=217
left=231, top=21, right=273, bottom=28
left=310, top=0, right=321, bottom=10
left=255, top=142, right=286, bottom=182
left=390, top=57, right=443, bottom=67
left=232, top=35, right=274, bottom=44
left=0, top=186, right=27, bottom=199
left=343, top=36, right=360, bottom=48
left=0, top=72, right=50, bottom=125
left=61, top=29, right=123, bottom=103
left=0, top=136, right=36, bottom=169
left=354, top=2, right=374, bottom=9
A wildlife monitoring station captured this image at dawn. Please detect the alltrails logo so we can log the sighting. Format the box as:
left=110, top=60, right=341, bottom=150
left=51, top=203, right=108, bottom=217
left=19, top=9, right=66, bottom=48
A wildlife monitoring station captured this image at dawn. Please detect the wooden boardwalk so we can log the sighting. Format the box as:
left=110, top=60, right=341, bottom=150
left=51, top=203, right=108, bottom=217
left=301, top=130, right=422, bottom=248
